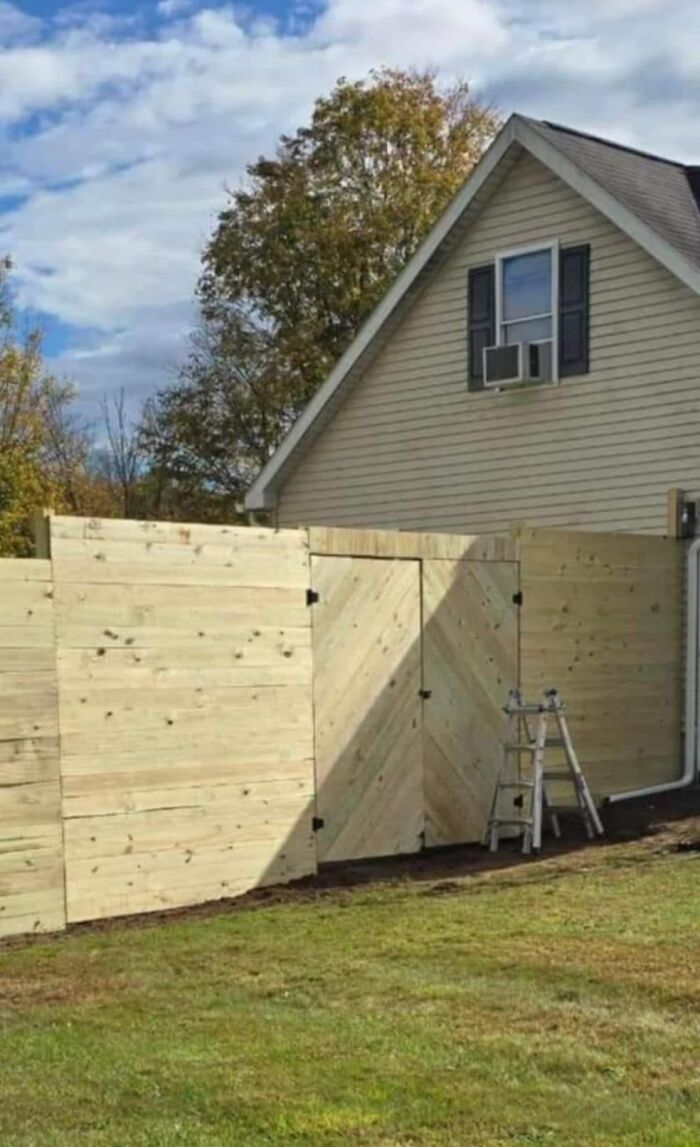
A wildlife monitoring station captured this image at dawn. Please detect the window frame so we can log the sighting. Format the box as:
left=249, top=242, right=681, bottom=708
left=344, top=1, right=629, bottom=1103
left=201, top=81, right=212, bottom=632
left=495, top=240, right=559, bottom=383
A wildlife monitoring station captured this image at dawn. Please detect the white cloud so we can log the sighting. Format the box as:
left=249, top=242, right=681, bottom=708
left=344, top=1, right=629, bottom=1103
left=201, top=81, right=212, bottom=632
left=157, top=0, right=194, bottom=15
left=0, top=0, right=699, bottom=408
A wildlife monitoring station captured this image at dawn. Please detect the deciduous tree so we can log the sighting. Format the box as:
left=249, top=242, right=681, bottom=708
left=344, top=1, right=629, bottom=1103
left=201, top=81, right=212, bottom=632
left=201, top=68, right=498, bottom=405
left=145, top=69, right=499, bottom=513
left=0, top=258, right=87, bottom=554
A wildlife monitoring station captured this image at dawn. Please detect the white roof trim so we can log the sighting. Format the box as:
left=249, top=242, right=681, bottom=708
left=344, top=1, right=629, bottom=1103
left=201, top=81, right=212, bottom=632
left=246, top=114, right=700, bottom=510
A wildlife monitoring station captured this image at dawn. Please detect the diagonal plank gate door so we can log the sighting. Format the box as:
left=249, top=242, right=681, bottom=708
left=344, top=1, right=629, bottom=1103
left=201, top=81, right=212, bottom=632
left=310, top=554, right=518, bottom=863
left=310, top=556, right=423, bottom=862
left=422, top=560, right=519, bottom=846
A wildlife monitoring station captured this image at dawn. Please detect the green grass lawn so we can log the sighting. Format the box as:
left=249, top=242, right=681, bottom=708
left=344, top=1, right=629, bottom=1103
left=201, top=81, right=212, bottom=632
left=2, top=837, right=700, bottom=1146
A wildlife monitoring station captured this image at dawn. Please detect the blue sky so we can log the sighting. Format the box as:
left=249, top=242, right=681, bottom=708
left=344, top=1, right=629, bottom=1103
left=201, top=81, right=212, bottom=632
left=1, top=0, right=700, bottom=418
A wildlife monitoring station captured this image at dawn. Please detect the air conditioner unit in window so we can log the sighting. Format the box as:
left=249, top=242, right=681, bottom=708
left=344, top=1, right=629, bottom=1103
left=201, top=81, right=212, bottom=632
left=483, top=342, right=552, bottom=388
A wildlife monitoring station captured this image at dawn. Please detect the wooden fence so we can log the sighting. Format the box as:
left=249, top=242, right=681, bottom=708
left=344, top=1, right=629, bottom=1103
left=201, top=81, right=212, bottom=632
left=0, top=516, right=684, bottom=939
left=0, top=560, right=64, bottom=937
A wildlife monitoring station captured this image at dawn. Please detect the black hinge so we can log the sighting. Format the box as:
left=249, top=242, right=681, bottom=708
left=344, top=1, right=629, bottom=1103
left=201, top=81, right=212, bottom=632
left=512, top=591, right=523, bottom=606
left=306, top=588, right=319, bottom=606
left=419, top=688, right=432, bottom=700
left=312, top=816, right=324, bottom=832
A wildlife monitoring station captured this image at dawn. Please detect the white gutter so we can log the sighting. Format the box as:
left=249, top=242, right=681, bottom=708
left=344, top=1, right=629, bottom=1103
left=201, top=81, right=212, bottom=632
left=607, top=537, right=700, bottom=803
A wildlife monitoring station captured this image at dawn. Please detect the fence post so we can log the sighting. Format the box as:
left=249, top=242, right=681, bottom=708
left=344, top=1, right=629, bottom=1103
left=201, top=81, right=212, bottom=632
left=32, top=508, right=52, bottom=559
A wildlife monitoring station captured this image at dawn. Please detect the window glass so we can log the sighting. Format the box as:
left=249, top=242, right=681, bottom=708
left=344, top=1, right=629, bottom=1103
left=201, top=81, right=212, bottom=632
left=503, top=317, right=552, bottom=344
left=502, top=250, right=552, bottom=322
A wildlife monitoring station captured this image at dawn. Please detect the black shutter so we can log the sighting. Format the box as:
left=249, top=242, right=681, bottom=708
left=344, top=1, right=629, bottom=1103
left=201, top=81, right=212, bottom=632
left=467, top=264, right=495, bottom=391
left=559, top=245, right=590, bottom=377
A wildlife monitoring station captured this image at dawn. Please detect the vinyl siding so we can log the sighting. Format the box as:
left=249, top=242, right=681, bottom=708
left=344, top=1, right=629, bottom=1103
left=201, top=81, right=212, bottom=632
left=277, top=153, right=700, bottom=535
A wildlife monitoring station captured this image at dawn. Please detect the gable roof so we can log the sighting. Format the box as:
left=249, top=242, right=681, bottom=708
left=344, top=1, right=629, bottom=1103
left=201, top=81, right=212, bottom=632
left=246, top=113, right=700, bottom=511
left=524, top=118, right=700, bottom=270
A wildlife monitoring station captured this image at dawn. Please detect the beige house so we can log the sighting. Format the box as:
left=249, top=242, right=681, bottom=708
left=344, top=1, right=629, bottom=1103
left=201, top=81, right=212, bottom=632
left=245, top=114, right=700, bottom=536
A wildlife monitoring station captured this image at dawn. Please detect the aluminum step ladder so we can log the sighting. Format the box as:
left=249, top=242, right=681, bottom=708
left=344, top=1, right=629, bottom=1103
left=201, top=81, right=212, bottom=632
left=483, top=688, right=604, bottom=854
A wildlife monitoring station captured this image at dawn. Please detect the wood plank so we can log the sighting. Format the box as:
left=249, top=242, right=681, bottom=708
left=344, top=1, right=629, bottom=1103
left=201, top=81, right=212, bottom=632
left=0, top=559, right=51, bottom=582
left=0, top=672, right=57, bottom=698
left=60, top=736, right=315, bottom=773
left=54, top=583, right=310, bottom=645
left=0, top=582, right=54, bottom=627
left=56, top=633, right=310, bottom=677
left=62, top=774, right=314, bottom=817
left=309, top=526, right=514, bottom=562
left=0, top=627, right=55, bottom=650
left=64, top=791, right=314, bottom=859
left=0, top=898, right=66, bottom=936
left=0, top=737, right=61, bottom=785
left=58, top=656, right=311, bottom=691
left=0, top=851, right=64, bottom=889
left=52, top=538, right=309, bottom=589
left=518, top=529, right=683, bottom=798
left=422, top=560, right=519, bottom=846
left=311, top=555, right=423, bottom=862
left=58, top=681, right=311, bottom=718
left=57, top=686, right=312, bottom=743
left=0, top=648, right=56, bottom=672
left=0, top=781, right=63, bottom=835
left=65, top=821, right=315, bottom=922
left=50, top=515, right=307, bottom=551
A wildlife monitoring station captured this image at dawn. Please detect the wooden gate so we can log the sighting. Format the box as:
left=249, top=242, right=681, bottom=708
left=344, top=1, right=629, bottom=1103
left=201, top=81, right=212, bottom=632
left=422, top=560, right=519, bottom=846
left=310, top=556, right=423, bottom=862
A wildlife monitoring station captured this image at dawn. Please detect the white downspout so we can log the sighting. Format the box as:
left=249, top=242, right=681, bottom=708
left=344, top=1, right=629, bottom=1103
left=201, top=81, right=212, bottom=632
left=606, top=537, right=700, bottom=803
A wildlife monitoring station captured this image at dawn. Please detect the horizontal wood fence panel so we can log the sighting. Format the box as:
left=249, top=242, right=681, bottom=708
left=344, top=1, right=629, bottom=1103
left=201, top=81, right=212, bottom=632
left=66, top=824, right=315, bottom=923
left=50, top=516, right=310, bottom=590
left=51, top=515, right=307, bottom=551
left=57, top=637, right=310, bottom=675
left=518, top=528, right=683, bottom=799
left=62, top=775, right=314, bottom=818
left=0, top=559, right=51, bottom=582
left=0, top=559, right=65, bottom=940
left=50, top=517, right=317, bottom=925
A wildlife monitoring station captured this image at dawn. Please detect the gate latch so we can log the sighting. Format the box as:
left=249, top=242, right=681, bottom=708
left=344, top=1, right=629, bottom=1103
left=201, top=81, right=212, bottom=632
left=306, top=588, right=319, bottom=606
left=312, top=816, right=325, bottom=832
left=419, top=688, right=432, bottom=700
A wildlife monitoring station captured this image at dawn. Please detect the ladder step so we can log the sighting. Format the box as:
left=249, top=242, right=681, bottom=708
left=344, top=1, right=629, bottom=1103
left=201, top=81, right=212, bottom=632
left=543, top=769, right=577, bottom=781
left=544, top=804, right=594, bottom=815
left=488, top=817, right=533, bottom=828
left=505, top=740, right=567, bottom=752
left=497, top=780, right=534, bottom=789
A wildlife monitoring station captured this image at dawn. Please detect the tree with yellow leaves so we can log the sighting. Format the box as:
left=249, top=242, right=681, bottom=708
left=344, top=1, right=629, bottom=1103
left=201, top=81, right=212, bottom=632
left=0, top=257, right=91, bottom=554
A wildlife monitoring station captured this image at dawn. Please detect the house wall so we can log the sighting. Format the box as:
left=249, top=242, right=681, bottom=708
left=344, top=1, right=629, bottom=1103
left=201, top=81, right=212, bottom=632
left=276, top=152, right=700, bottom=535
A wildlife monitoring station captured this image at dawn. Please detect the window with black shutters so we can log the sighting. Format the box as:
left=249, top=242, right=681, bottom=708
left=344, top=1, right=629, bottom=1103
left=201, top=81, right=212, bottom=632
left=467, top=242, right=590, bottom=390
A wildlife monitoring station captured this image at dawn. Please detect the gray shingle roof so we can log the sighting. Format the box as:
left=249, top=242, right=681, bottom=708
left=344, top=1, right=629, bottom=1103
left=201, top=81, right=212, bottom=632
left=522, top=116, right=700, bottom=271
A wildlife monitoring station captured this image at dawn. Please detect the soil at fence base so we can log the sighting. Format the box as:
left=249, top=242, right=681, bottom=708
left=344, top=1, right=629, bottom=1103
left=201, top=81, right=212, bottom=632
left=4, top=786, right=700, bottom=948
